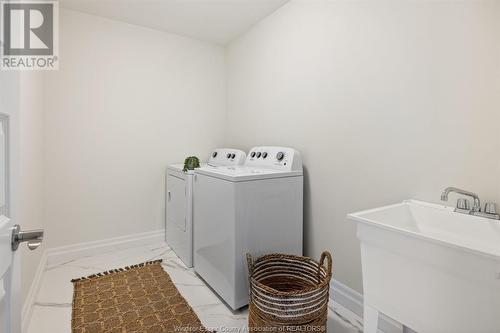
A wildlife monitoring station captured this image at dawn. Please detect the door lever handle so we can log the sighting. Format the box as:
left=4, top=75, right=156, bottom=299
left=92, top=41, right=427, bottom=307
left=11, top=225, right=44, bottom=251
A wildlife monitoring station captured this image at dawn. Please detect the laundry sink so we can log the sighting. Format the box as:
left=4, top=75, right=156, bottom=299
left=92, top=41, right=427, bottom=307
left=348, top=200, right=500, bottom=333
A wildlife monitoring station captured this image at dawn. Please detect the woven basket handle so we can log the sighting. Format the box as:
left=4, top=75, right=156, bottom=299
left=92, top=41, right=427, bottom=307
left=318, top=251, right=333, bottom=282
left=246, top=253, right=254, bottom=276
left=246, top=253, right=254, bottom=301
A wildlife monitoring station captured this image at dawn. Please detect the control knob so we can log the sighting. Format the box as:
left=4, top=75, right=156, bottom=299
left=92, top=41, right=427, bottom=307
left=276, top=152, right=285, bottom=161
left=485, top=202, right=498, bottom=215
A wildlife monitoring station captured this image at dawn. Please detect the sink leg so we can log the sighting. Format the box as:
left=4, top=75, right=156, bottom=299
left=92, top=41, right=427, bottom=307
left=363, top=304, right=379, bottom=333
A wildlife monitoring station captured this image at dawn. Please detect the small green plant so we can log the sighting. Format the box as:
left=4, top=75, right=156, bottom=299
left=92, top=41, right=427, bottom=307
left=183, top=156, right=200, bottom=172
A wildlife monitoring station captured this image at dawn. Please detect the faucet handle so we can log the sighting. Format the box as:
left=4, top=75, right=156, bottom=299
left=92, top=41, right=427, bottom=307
left=484, top=202, right=498, bottom=215
left=457, top=198, right=471, bottom=211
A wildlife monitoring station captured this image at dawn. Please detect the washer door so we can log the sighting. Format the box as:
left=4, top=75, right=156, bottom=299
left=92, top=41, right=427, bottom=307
left=166, top=174, right=186, bottom=232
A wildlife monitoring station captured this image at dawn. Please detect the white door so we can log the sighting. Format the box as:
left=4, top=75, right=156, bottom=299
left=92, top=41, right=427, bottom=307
left=0, top=215, right=15, bottom=333
left=0, top=114, right=43, bottom=333
left=0, top=114, right=16, bottom=333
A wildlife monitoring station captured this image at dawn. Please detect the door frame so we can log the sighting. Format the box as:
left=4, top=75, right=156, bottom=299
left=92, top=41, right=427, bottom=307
left=0, top=113, right=10, bottom=217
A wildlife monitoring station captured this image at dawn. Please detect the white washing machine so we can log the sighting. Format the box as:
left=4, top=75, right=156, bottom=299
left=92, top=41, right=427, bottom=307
left=166, top=148, right=246, bottom=267
left=193, top=146, right=303, bottom=310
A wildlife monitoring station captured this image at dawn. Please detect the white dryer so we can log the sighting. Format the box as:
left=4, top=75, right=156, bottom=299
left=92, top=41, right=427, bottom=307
left=166, top=148, right=246, bottom=267
left=193, top=146, right=303, bottom=310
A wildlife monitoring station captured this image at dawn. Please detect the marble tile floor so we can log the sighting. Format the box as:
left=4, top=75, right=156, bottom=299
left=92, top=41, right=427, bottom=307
left=27, top=243, right=363, bottom=333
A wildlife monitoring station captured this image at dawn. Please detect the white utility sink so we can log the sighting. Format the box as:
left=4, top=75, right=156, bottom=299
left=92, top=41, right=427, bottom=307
left=348, top=200, right=500, bottom=333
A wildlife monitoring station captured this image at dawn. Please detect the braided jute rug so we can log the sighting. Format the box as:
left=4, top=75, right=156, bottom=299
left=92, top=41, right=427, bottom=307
left=71, top=260, right=210, bottom=333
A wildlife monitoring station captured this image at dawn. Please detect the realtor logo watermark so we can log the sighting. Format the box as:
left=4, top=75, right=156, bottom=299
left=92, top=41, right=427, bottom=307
left=1, top=0, right=58, bottom=70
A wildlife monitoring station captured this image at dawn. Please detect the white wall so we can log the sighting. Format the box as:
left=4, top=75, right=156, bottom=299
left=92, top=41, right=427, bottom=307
left=225, top=0, right=500, bottom=293
left=19, top=72, right=45, bottom=304
left=43, top=10, right=226, bottom=248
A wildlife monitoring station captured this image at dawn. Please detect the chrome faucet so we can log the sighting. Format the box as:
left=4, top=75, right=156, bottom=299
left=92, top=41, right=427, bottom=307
left=441, top=187, right=481, bottom=212
left=441, top=187, right=499, bottom=220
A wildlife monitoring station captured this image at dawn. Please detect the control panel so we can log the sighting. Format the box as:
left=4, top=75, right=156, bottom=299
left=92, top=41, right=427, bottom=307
left=208, top=148, right=246, bottom=166
left=245, top=146, right=302, bottom=171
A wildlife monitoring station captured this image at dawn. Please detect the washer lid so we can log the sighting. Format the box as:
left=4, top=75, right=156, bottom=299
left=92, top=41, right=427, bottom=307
left=168, top=163, right=239, bottom=176
left=167, top=164, right=186, bottom=172
left=194, top=166, right=302, bottom=182
left=168, top=163, right=208, bottom=173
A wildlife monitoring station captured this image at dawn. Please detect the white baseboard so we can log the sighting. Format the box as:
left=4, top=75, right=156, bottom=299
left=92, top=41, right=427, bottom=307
left=22, top=229, right=165, bottom=333
left=45, top=229, right=165, bottom=266
left=330, top=279, right=402, bottom=333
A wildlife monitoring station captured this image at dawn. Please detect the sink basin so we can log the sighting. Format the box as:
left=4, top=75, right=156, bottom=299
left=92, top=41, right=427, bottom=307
left=348, top=200, right=500, bottom=333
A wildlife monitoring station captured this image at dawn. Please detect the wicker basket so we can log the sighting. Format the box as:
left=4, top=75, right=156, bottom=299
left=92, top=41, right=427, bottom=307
left=246, top=251, right=333, bottom=333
